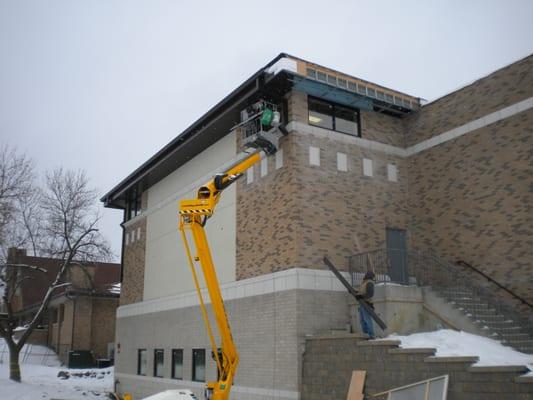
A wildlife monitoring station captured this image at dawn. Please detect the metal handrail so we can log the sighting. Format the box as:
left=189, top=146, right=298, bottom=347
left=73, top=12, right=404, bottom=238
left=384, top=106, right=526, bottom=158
left=348, top=248, right=533, bottom=331
left=456, top=260, right=533, bottom=310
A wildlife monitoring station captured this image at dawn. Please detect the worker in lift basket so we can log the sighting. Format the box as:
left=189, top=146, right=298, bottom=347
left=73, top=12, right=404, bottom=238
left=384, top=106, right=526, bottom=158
left=355, top=271, right=376, bottom=339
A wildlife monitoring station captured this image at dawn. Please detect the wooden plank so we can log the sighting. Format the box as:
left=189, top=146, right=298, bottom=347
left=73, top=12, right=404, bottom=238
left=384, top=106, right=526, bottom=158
left=346, top=370, right=366, bottom=400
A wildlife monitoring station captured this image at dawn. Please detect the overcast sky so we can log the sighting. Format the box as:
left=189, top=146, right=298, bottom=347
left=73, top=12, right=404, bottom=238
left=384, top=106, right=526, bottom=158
left=1, top=0, right=532, bottom=259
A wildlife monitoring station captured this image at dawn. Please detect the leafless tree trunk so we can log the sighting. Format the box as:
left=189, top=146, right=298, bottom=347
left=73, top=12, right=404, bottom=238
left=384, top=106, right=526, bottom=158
left=0, top=154, right=111, bottom=382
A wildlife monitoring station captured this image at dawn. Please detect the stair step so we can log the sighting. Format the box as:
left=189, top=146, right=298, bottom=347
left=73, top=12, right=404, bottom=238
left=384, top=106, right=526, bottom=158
left=468, top=365, right=529, bottom=373
left=358, top=340, right=401, bottom=347
left=388, top=348, right=436, bottom=355
left=515, top=375, right=533, bottom=384
left=425, top=356, right=479, bottom=363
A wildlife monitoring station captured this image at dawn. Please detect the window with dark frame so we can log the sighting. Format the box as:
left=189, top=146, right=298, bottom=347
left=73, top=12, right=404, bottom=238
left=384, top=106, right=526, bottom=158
left=172, top=349, right=183, bottom=379
left=137, top=349, right=147, bottom=376
left=308, top=97, right=360, bottom=137
left=126, top=186, right=142, bottom=221
left=153, top=349, right=164, bottom=377
left=192, top=348, right=206, bottom=382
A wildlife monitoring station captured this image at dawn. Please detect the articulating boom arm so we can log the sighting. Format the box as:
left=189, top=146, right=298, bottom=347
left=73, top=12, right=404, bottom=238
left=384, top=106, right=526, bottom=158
left=178, top=117, right=284, bottom=399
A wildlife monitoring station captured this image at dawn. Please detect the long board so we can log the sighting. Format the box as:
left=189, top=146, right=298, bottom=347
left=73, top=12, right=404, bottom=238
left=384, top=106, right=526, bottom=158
left=323, top=256, right=387, bottom=330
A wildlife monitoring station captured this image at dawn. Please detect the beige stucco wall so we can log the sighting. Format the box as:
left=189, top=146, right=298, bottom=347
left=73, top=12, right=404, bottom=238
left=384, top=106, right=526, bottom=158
left=143, top=132, right=237, bottom=300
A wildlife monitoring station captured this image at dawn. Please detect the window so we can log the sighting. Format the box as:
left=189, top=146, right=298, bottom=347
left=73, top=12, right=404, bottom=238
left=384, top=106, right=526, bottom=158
left=334, top=105, right=359, bottom=136
left=316, top=71, right=327, bottom=82
left=308, top=97, right=333, bottom=130
left=192, top=349, right=206, bottom=382
left=308, top=97, right=360, bottom=137
left=137, top=349, right=147, bottom=376
left=306, top=68, right=316, bottom=79
left=126, top=187, right=142, bottom=221
left=172, top=349, right=183, bottom=379
left=347, top=81, right=357, bottom=92
left=337, top=78, right=347, bottom=89
left=327, top=74, right=337, bottom=85
left=154, top=349, right=164, bottom=377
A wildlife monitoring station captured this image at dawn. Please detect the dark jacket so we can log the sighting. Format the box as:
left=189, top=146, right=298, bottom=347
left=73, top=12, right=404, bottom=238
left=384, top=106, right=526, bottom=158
left=357, top=271, right=375, bottom=302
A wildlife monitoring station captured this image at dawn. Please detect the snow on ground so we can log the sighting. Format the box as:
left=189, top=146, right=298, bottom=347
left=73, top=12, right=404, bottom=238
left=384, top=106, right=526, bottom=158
left=0, top=338, right=113, bottom=399
left=0, top=363, right=114, bottom=400
left=384, top=329, right=533, bottom=372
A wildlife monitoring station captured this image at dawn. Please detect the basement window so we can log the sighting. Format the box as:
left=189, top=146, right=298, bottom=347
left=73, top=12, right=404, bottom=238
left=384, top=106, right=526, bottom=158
left=137, top=349, right=147, bottom=376
left=172, top=349, right=183, bottom=379
left=192, top=349, right=206, bottom=382
left=308, top=97, right=360, bottom=137
left=154, top=349, right=164, bottom=377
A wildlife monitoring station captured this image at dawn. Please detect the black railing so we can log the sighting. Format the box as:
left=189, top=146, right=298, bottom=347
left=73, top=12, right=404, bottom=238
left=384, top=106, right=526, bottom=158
left=456, top=260, right=533, bottom=310
left=349, top=248, right=533, bottom=332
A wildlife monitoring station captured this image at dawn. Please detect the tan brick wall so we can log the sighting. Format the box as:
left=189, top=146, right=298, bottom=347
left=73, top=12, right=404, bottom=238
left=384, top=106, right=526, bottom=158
left=408, top=110, right=533, bottom=303
left=405, top=54, right=533, bottom=146
left=73, top=297, right=93, bottom=351
left=236, top=124, right=408, bottom=278
left=90, top=298, right=118, bottom=359
left=360, top=109, right=406, bottom=147
left=121, top=213, right=147, bottom=305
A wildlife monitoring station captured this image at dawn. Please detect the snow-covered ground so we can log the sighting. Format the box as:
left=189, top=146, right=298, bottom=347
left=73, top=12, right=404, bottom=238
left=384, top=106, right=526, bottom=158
left=384, top=329, right=533, bottom=372
left=0, top=364, right=114, bottom=400
left=0, top=339, right=114, bottom=400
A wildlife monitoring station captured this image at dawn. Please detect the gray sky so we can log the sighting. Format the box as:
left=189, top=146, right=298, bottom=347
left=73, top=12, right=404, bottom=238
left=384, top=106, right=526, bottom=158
left=1, top=0, right=532, bottom=259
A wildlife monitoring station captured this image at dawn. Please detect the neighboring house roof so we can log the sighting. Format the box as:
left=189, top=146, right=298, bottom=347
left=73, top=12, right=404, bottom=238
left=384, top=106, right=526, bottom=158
left=9, top=250, right=120, bottom=311
left=100, top=53, right=420, bottom=210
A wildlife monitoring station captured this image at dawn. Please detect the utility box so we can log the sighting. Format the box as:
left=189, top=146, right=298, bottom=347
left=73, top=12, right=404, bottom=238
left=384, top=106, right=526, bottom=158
left=67, top=350, right=95, bottom=369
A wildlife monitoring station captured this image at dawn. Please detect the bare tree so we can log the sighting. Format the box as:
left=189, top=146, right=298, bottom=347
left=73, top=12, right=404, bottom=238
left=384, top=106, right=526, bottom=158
left=0, top=166, right=111, bottom=382
left=0, top=144, right=35, bottom=260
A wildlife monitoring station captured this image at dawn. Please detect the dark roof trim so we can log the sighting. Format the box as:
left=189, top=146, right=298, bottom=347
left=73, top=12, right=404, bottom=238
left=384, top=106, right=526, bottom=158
left=100, top=53, right=290, bottom=208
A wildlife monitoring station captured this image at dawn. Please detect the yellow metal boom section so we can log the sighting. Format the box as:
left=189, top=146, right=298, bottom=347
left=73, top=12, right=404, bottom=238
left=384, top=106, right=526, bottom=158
left=178, top=149, right=263, bottom=400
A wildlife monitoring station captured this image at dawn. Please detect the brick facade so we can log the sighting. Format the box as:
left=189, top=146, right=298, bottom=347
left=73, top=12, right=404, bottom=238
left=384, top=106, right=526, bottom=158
left=121, top=190, right=148, bottom=305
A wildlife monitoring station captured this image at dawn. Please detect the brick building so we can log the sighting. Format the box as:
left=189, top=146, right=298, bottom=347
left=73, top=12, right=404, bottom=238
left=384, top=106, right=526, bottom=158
left=102, top=54, right=533, bottom=399
left=7, top=248, right=121, bottom=364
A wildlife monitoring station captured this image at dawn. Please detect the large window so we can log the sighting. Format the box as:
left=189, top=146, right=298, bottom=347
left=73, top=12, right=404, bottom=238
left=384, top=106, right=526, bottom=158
left=192, top=349, right=206, bottom=382
left=308, top=97, right=360, bottom=136
left=172, top=349, right=183, bottom=379
left=137, top=349, right=147, bottom=376
left=154, top=349, right=164, bottom=377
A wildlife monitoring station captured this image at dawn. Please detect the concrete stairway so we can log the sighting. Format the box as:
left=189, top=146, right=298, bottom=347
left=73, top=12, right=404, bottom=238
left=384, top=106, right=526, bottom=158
left=302, top=335, right=533, bottom=400
left=436, top=287, right=533, bottom=354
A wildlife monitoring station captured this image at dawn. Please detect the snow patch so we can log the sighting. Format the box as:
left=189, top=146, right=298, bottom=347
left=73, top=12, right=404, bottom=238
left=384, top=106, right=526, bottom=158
left=266, top=57, right=297, bottom=75
left=383, top=329, right=533, bottom=370
left=0, top=364, right=113, bottom=400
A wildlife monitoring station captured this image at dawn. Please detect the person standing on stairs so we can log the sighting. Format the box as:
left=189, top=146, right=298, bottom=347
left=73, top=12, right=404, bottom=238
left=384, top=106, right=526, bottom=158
left=356, top=271, right=376, bottom=339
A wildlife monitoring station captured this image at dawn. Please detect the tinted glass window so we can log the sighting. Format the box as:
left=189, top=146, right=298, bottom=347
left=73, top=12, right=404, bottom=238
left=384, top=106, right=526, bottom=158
left=308, top=98, right=333, bottom=130
left=137, top=349, right=147, bottom=376
left=192, top=349, right=205, bottom=382
left=154, top=349, right=164, bottom=377
left=335, top=106, right=359, bottom=136
left=172, top=349, right=183, bottom=379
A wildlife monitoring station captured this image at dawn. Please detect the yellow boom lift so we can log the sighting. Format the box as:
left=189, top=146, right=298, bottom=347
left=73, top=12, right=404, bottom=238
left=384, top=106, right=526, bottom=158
left=178, top=101, right=287, bottom=400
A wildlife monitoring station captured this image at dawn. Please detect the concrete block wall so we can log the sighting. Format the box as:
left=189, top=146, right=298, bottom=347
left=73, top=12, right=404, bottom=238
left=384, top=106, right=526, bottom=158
left=302, top=337, right=533, bottom=400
